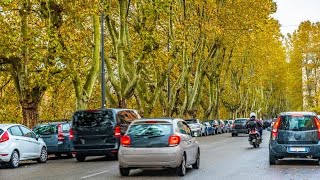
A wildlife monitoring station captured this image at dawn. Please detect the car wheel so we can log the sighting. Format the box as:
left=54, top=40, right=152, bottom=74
left=192, top=150, right=200, bottom=169
left=37, top=147, right=48, bottom=163
left=232, top=133, right=234, bottom=137
left=9, top=150, right=19, bottom=168
left=269, top=152, right=277, bottom=165
left=67, top=152, right=74, bottom=158
left=177, top=154, right=186, bottom=176
left=76, top=154, right=86, bottom=162
left=119, top=167, right=130, bottom=176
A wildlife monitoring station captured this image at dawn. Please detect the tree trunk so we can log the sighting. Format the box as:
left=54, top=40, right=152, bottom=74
left=21, top=100, right=39, bottom=128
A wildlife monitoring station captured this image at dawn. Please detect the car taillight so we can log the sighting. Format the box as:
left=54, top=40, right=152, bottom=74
left=0, top=131, right=9, bottom=143
left=272, top=117, right=281, bottom=140
left=114, top=126, right=121, bottom=138
left=314, top=118, right=320, bottom=140
left=121, top=135, right=130, bottom=147
left=232, top=124, right=235, bottom=129
left=168, top=135, right=180, bottom=147
left=69, top=128, right=74, bottom=140
left=58, top=124, right=65, bottom=142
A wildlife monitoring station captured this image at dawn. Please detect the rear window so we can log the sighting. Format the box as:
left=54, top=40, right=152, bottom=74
left=72, top=110, right=114, bottom=128
left=33, top=125, right=57, bottom=135
left=279, top=115, right=316, bottom=131
left=235, top=119, right=247, bottom=123
left=185, top=119, right=198, bottom=124
left=127, top=123, right=173, bottom=147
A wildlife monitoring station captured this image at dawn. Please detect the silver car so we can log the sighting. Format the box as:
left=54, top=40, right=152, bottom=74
left=118, top=118, right=200, bottom=176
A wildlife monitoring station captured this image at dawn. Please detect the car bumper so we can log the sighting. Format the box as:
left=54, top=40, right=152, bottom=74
left=231, top=129, right=248, bottom=134
left=0, top=142, right=12, bottom=163
left=73, top=144, right=119, bottom=156
left=119, top=146, right=182, bottom=168
left=269, top=141, right=320, bottom=158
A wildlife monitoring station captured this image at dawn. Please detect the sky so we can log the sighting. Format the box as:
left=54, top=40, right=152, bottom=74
left=273, top=0, right=320, bottom=35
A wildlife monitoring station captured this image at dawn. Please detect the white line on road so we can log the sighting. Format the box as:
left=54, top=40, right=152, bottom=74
left=81, top=170, right=110, bottom=179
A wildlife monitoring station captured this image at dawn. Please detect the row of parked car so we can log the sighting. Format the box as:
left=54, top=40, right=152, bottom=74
left=184, top=119, right=234, bottom=136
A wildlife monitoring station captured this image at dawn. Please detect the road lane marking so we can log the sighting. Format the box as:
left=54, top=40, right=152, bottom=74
left=81, top=170, right=110, bottom=179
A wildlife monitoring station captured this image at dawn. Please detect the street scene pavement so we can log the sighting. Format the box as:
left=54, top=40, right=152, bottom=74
left=2, top=131, right=320, bottom=180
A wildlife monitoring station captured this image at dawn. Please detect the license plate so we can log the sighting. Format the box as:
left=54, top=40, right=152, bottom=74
left=288, top=147, right=307, bottom=152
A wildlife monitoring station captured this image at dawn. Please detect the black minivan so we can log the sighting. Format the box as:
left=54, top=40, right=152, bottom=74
left=71, top=108, right=141, bottom=162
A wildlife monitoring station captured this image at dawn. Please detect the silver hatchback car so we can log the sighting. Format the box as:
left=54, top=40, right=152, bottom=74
left=118, top=118, right=200, bottom=176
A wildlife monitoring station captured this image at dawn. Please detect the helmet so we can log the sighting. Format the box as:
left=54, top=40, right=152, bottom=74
left=250, top=112, right=256, bottom=118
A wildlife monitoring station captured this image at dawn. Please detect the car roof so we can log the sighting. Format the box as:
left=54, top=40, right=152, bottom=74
left=0, top=124, right=20, bottom=129
left=131, top=118, right=177, bottom=124
left=279, top=112, right=316, bottom=116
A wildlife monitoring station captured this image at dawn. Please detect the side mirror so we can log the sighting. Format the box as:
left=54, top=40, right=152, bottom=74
left=36, top=134, right=40, bottom=140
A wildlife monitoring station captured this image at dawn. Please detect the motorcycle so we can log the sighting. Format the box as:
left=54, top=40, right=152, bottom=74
left=248, top=128, right=261, bottom=148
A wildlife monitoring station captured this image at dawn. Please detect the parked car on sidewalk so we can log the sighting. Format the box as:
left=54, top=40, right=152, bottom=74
left=202, top=122, right=214, bottom=136
left=71, top=108, right=141, bottom=162
left=0, top=124, right=47, bottom=168
left=269, top=112, right=320, bottom=165
left=218, top=120, right=227, bottom=133
left=118, top=118, right=200, bottom=176
left=185, top=119, right=202, bottom=137
left=231, top=118, right=249, bottom=136
left=33, top=121, right=73, bottom=158
left=223, top=120, right=231, bottom=133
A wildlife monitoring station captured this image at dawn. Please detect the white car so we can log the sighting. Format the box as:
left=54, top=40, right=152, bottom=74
left=0, top=124, right=48, bottom=168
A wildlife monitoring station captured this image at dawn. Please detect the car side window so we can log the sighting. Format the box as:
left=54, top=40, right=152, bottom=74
left=20, top=126, right=36, bottom=138
left=182, top=122, right=192, bottom=136
left=8, top=126, right=23, bottom=136
left=177, top=121, right=187, bottom=134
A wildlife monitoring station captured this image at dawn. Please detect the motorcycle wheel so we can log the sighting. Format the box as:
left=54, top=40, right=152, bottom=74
left=253, top=142, right=257, bottom=148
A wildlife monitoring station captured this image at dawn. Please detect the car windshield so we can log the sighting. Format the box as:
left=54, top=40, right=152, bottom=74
left=279, top=115, right=316, bottom=131
left=33, top=124, right=57, bottom=135
left=72, top=110, right=114, bottom=128
left=185, top=119, right=198, bottom=124
left=235, top=119, right=247, bottom=123
left=127, top=123, right=173, bottom=147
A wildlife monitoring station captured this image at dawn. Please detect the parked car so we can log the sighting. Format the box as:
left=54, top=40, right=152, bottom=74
left=218, top=120, right=226, bottom=133
left=271, top=118, right=277, bottom=127
left=223, top=120, right=231, bottom=133
left=118, top=118, right=200, bottom=176
left=185, top=119, right=202, bottom=137
left=71, top=108, right=141, bottom=162
left=269, top=112, right=320, bottom=165
left=231, top=118, right=249, bottom=136
left=33, top=121, right=73, bottom=158
left=0, top=124, right=47, bottom=168
left=209, top=120, right=223, bottom=134
left=263, top=119, right=272, bottom=129
left=202, top=122, right=214, bottom=136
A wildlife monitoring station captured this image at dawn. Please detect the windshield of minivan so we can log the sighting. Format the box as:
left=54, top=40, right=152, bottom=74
left=127, top=123, right=172, bottom=147
left=279, top=115, right=316, bottom=131
left=33, top=125, right=57, bottom=135
left=185, top=119, right=198, bottom=124
left=72, top=110, right=114, bottom=127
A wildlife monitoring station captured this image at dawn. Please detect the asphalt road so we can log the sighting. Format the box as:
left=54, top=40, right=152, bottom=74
left=1, top=131, right=320, bottom=180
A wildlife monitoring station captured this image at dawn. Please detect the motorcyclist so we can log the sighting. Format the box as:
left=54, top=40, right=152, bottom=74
left=245, top=112, right=263, bottom=138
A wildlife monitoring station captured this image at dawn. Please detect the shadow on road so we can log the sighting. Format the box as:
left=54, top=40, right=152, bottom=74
left=275, top=159, right=319, bottom=166
left=129, top=168, right=196, bottom=177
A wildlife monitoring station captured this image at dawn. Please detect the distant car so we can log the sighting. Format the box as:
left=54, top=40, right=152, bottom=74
left=209, top=120, right=223, bottom=134
left=185, top=119, right=202, bottom=137
left=0, top=124, right=47, bottom=168
left=202, top=122, right=214, bottom=136
left=231, top=118, right=249, bottom=136
left=263, top=119, right=272, bottom=129
left=71, top=108, right=141, bottom=162
left=118, top=118, right=200, bottom=176
left=269, top=112, right=320, bottom=165
left=33, top=121, right=73, bottom=158
left=223, top=120, right=231, bottom=133
left=271, top=118, right=277, bottom=127
left=218, top=120, right=226, bottom=133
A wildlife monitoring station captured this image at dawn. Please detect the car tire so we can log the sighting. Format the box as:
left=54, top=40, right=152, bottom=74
left=8, top=150, right=19, bottom=168
left=76, top=154, right=86, bottom=162
left=37, top=147, right=48, bottom=163
left=177, top=154, right=186, bottom=176
left=269, top=152, right=277, bottom=165
left=119, top=167, right=130, bottom=176
left=192, top=150, right=200, bottom=169
left=232, top=133, right=235, bottom=137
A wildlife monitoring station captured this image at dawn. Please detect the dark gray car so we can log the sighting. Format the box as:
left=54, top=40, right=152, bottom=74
left=269, top=112, right=320, bottom=165
left=231, top=118, right=249, bottom=136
